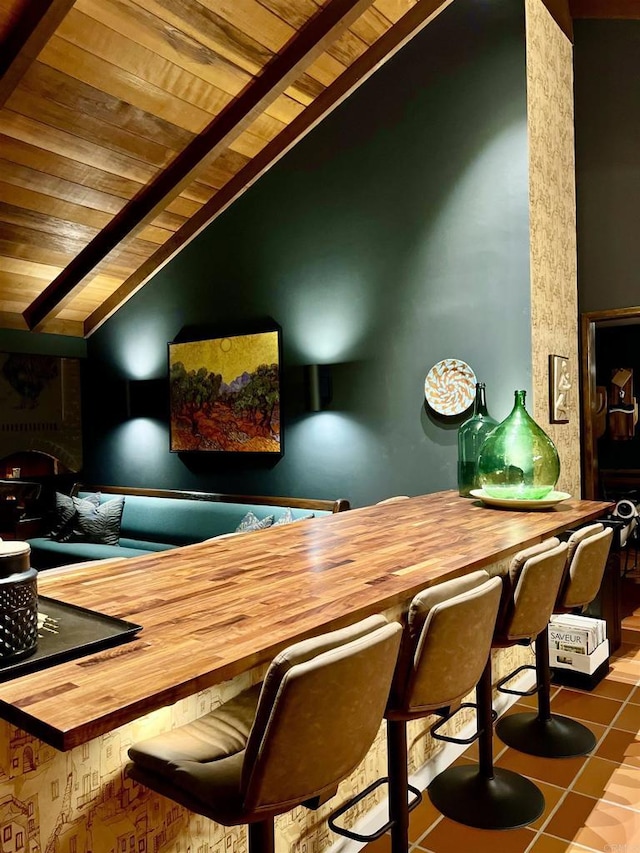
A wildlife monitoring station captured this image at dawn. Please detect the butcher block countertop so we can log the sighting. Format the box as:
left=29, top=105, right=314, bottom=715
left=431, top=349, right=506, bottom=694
left=0, top=491, right=611, bottom=750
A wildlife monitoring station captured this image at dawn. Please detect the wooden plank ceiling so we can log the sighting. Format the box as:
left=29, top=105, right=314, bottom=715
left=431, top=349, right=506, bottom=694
left=0, top=0, right=457, bottom=337
left=0, top=0, right=634, bottom=338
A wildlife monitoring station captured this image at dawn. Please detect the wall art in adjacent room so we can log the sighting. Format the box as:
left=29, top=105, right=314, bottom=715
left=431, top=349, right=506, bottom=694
left=169, top=330, right=282, bottom=453
left=0, top=352, right=83, bottom=473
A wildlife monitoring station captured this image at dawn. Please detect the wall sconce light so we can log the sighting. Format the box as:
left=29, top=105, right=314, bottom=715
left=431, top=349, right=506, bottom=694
left=125, top=378, right=166, bottom=420
left=304, top=364, right=333, bottom=412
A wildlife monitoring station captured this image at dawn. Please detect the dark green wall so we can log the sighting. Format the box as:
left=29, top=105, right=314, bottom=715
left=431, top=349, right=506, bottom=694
left=575, top=20, right=640, bottom=312
left=0, top=329, right=86, bottom=358
left=84, top=0, right=531, bottom=508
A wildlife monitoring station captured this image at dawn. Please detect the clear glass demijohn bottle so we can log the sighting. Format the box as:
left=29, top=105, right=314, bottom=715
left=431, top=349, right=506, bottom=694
left=477, top=389, right=560, bottom=500
left=457, top=383, right=498, bottom=497
left=458, top=382, right=498, bottom=498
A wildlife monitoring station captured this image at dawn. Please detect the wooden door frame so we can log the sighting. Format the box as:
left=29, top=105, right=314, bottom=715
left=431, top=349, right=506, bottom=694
left=581, top=306, right=640, bottom=498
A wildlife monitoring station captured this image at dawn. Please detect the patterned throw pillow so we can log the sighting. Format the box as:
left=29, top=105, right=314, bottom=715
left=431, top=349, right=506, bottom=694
left=272, top=508, right=315, bottom=526
left=51, top=492, right=101, bottom=542
left=234, top=511, right=275, bottom=533
left=74, top=495, right=125, bottom=545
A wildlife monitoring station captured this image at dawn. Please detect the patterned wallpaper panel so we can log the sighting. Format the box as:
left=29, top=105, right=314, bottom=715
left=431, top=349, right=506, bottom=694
left=0, top=589, right=532, bottom=853
left=526, top=0, right=581, bottom=498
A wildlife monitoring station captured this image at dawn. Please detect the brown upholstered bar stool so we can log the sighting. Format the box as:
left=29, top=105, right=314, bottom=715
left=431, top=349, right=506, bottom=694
left=126, top=615, right=402, bottom=853
left=496, top=523, right=613, bottom=757
left=428, top=538, right=568, bottom=830
left=330, top=570, right=503, bottom=852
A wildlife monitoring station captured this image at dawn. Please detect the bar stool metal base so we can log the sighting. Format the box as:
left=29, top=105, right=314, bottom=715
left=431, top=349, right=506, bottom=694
left=329, top=719, right=423, bottom=853
left=496, top=712, right=596, bottom=758
left=427, top=656, right=545, bottom=831
left=427, top=765, right=545, bottom=830
left=248, top=819, right=275, bottom=853
left=327, top=776, right=422, bottom=843
left=495, top=632, right=596, bottom=759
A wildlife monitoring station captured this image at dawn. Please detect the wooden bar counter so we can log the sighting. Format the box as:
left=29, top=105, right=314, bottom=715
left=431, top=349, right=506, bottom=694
left=0, top=491, right=610, bottom=751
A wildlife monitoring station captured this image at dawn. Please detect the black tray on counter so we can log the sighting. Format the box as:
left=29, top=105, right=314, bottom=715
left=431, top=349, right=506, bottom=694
left=0, top=596, right=143, bottom=682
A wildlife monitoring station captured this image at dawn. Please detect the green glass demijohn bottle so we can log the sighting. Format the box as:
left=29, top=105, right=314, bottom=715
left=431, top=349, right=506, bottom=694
left=477, top=390, right=560, bottom=500
left=457, top=382, right=498, bottom=497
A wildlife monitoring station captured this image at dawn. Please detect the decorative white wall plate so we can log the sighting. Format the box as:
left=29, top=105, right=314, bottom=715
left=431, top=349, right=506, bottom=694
left=424, top=359, right=476, bottom=416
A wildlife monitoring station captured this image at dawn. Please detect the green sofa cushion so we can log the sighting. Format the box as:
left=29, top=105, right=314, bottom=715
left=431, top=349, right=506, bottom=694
left=27, top=492, right=333, bottom=570
left=78, top=492, right=329, bottom=545
left=118, top=538, right=176, bottom=553
left=26, top=537, right=157, bottom=569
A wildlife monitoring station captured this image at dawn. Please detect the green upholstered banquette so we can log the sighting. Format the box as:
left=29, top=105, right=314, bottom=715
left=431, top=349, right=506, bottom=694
left=27, top=485, right=349, bottom=570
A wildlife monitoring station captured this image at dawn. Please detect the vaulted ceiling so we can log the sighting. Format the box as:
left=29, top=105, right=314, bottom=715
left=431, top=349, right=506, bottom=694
left=0, top=0, right=635, bottom=338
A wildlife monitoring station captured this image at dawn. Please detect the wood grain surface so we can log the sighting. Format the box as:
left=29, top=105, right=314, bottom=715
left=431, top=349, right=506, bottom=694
left=0, top=0, right=450, bottom=334
left=0, top=490, right=611, bottom=750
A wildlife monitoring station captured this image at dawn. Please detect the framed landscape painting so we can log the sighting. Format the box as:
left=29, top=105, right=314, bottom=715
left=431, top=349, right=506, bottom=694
left=169, top=330, right=282, bottom=453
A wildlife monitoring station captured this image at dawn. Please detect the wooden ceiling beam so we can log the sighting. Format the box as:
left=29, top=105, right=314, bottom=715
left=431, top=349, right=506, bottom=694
left=22, top=0, right=376, bottom=332
left=0, top=310, right=28, bottom=331
left=0, top=309, right=84, bottom=337
left=570, top=0, right=640, bottom=18
left=0, top=0, right=76, bottom=108
left=85, top=0, right=454, bottom=336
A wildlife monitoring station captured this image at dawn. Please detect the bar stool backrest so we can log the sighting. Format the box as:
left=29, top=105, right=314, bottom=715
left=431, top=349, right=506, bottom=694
left=387, top=571, right=502, bottom=718
left=241, top=616, right=402, bottom=814
left=495, top=539, right=568, bottom=643
left=558, top=523, right=613, bottom=611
